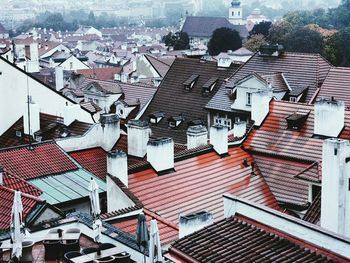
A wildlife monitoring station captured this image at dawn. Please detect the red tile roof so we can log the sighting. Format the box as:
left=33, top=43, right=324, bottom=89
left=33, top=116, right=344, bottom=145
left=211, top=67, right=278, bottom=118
left=303, top=191, right=321, bottom=225
left=317, top=67, right=350, bottom=108
left=112, top=208, right=179, bottom=245
left=128, top=147, right=280, bottom=226
left=0, top=142, right=78, bottom=180
left=77, top=67, right=122, bottom=81
left=0, top=185, right=43, bottom=230
left=170, top=213, right=348, bottom=262
left=253, top=154, right=310, bottom=206
left=3, top=169, right=42, bottom=197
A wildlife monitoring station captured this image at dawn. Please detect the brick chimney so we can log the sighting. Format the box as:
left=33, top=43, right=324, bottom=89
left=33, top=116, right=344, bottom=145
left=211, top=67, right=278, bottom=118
left=187, top=125, right=208, bottom=149
left=251, top=91, right=271, bottom=127
left=100, top=114, right=120, bottom=152
left=55, top=66, right=64, bottom=91
left=179, top=211, right=213, bottom=238
left=321, top=138, right=350, bottom=237
left=147, top=137, right=174, bottom=174
left=314, top=98, right=344, bottom=137
left=210, top=125, right=228, bottom=156
left=107, top=150, right=128, bottom=187
left=127, top=120, right=150, bottom=158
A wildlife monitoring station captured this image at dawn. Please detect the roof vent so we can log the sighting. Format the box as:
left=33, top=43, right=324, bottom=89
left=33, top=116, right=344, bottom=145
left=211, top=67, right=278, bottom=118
left=183, top=75, right=199, bottom=92
left=259, top=44, right=284, bottom=57
left=286, top=110, right=310, bottom=131
left=149, top=111, right=164, bottom=124
left=168, top=114, right=184, bottom=128
left=202, top=77, right=218, bottom=96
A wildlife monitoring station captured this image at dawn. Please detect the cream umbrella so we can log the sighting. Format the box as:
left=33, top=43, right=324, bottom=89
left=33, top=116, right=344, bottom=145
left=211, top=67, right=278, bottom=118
left=148, top=219, right=163, bottom=263
left=11, top=191, right=24, bottom=260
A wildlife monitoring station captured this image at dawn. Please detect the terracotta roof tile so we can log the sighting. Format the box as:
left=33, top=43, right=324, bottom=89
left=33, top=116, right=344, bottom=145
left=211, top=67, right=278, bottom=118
left=141, top=58, right=239, bottom=143
left=2, top=169, right=42, bottom=197
left=77, top=67, right=122, bottom=81
left=128, top=147, right=280, bottom=226
left=317, top=67, right=350, bottom=108
left=170, top=214, right=345, bottom=262
left=303, top=191, right=321, bottom=225
left=0, top=142, right=78, bottom=180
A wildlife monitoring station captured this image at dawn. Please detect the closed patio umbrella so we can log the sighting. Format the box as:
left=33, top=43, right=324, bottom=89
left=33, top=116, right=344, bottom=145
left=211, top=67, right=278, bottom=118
left=148, top=219, right=163, bottom=263
left=89, top=178, right=102, bottom=242
left=11, top=191, right=24, bottom=260
left=136, top=213, right=149, bottom=263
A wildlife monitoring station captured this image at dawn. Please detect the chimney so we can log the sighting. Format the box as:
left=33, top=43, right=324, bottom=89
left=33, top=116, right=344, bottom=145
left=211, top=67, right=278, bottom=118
left=100, top=114, right=120, bottom=152
left=187, top=125, right=208, bottom=149
left=179, top=211, right=213, bottom=238
left=107, top=150, right=128, bottom=187
left=321, top=138, right=350, bottom=237
left=314, top=98, right=345, bottom=137
left=0, top=166, right=3, bottom=185
left=251, top=91, right=271, bottom=127
left=62, top=104, right=81, bottom=126
left=210, top=125, right=228, bottom=156
left=147, top=137, right=174, bottom=174
left=233, top=121, right=247, bottom=138
left=55, top=66, right=64, bottom=91
left=29, top=42, right=39, bottom=62
left=127, top=120, right=150, bottom=158
left=23, top=98, right=40, bottom=136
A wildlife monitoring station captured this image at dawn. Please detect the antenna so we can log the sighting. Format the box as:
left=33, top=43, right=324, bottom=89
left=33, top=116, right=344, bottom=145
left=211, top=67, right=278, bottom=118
left=25, top=61, right=33, bottom=147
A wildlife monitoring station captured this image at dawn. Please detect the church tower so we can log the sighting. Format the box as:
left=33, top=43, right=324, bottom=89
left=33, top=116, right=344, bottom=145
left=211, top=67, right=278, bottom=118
left=229, top=0, right=245, bottom=25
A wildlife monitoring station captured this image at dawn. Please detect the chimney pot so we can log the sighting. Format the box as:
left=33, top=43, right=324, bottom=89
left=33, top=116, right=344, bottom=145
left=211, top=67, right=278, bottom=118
left=187, top=125, right=208, bottom=149
left=210, top=125, right=228, bottom=156
left=127, top=119, right=150, bottom=158
left=147, top=137, right=174, bottom=174
left=107, top=150, right=128, bottom=187
left=179, top=211, right=213, bottom=238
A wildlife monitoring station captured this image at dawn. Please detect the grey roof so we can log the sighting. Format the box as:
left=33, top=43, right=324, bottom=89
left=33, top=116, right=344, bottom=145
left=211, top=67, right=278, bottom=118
left=0, top=23, right=7, bottom=34
left=182, top=16, right=248, bottom=38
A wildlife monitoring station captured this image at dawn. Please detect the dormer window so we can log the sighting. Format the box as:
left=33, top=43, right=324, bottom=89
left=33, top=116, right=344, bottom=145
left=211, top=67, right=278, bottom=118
left=168, top=115, right=184, bottom=128
left=289, top=97, right=297, bottom=102
left=183, top=75, right=199, bottom=92
left=188, top=119, right=204, bottom=127
left=285, top=110, right=310, bottom=131
left=202, top=77, right=218, bottom=96
left=149, top=111, right=164, bottom=124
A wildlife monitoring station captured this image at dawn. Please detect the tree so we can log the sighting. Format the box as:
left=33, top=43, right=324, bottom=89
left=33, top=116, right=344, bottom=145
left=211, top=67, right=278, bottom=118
left=267, top=20, right=294, bottom=45
left=162, top=32, right=189, bottom=50
left=333, top=27, right=350, bottom=66
left=244, top=34, right=267, bottom=52
left=249, top=21, right=272, bottom=38
left=207, top=27, right=242, bottom=56
left=284, top=26, right=323, bottom=54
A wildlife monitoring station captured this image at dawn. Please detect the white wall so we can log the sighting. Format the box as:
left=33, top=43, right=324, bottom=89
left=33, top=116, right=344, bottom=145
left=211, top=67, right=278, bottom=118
left=0, top=57, right=93, bottom=136
left=59, top=55, right=90, bottom=71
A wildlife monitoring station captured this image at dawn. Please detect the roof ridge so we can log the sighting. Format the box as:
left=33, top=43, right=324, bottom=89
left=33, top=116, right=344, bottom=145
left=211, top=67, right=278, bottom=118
left=0, top=184, right=43, bottom=202
left=144, top=208, right=179, bottom=230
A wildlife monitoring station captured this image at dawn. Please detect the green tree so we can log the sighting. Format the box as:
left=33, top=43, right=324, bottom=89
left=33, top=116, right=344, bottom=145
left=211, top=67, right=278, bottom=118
left=249, top=21, right=272, bottom=38
left=162, top=32, right=189, bottom=50
left=267, top=21, right=294, bottom=45
left=284, top=26, right=323, bottom=54
left=333, top=27, right=350, bottom=66
left=207, top=27, right=242, bottom=56
left=244, top=34, right=267, bottom=52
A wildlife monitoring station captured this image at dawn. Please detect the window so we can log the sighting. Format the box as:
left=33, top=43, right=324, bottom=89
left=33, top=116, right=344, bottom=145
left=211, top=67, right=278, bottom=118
left=232, top=11, right=234, bottom=16
left=214, top=114, right=232, bottom=129
left=246, top=92, right=252, bottom=106
left=289, top=97, right=297, bottom=102
left=238, top=11, right=241, bottom=16
left=70, top=62, right=73, bottom=69
left=311, top=185, right=321, bottom=201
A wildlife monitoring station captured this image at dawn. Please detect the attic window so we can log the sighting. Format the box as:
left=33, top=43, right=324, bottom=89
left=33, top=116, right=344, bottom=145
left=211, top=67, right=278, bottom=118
left=183, top=75, right=199, bottom=91
left=202, top=77, right=218, bottom=96
left=168, top=115, right=184, bottom=128
left=285, top=110, right=310, bottom=131
left=149, top=111, right=164, bottom=124
left=15, top=130, right=22, bottom=138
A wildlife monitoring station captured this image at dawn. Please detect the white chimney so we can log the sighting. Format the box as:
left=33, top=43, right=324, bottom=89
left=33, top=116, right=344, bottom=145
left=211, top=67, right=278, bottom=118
left=107, top=150, right=128, bottom=187
left=0, top=166, right=3, bottom=185
left=29, top=42, right=39, bottom=62
left=23, top=99, right=40, bottom=136
left=55, top=66, right=64, bottom=91
left=147, top=138, right=174, bottom=173
left=314, top=98, right=345, bottom=137
left=210, top=125, right=228, bottom=156
left=62, top=104, right=81, bottom=126
left=127, top=120, right=150, bottom=158
left=100, top=114, right=120, bottom=152
left=321, top=138, right=350, bottom=237
left=179, top=212, right=213, bottom=238
left=251, top=91, right=271, bottom=127
left=187, top=125, right=208, bottom=149
left=233, top=121, right=247, bottom=138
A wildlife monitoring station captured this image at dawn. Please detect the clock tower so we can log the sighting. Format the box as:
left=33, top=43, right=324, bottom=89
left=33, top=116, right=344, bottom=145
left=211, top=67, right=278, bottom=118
left=229, top=0, right=245, bottom=25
